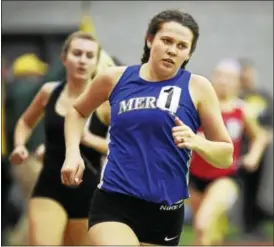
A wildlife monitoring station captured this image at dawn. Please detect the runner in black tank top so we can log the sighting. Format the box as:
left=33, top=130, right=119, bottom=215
left=9, top=31, right=113, bottom=245
left=32, top=81, right=108, bottom=217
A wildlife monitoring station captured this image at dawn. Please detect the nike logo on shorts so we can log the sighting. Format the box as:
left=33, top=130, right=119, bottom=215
left=164, top=235, right=179, bottom=241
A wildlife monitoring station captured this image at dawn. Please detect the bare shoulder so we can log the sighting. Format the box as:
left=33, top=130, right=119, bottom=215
left=39, top=81, right=60, bottom=105
left=188, top=73, right=215, bottom=108
left=93, top=66, right=128, bottom=98
left=40, top=81, right=59, bottom=95
left=190, top=73, right=213, bottom=91
left=190, top=73, right=218, bottom=99
left=100, top=66, right=128, bottom=84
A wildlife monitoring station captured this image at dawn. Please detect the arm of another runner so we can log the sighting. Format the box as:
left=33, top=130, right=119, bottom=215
left=61, top=67, right=126, bottom=185
left=9, top=82, right=58, bottom=165
left=14, top=82, right=58, bottom=147
left=81, top=101, right=110, bottom=155
left=241, top=107, right=269, bottom=171
left=64, top=67, right=124, bottom=156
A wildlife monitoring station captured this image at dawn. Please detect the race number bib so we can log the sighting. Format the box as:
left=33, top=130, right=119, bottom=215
left=157, top=86, right=182, bottom=114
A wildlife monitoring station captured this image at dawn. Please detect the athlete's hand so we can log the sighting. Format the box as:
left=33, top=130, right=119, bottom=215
left=172, top=117, right=198, bottom=150
left=9, top=145, right=29, bottom=165
left=61, top=152, right=85, bottom=186
left=240, top=153, right=259, bottom=172
left=34, top=144, right=45, bottom=162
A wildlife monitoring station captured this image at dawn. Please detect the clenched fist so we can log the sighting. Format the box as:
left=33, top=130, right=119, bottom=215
left=172, top=117, right=199, bottom=150
left=61, top=153, right=85, bottom=186
left=9, top=145, right=29, bottom=165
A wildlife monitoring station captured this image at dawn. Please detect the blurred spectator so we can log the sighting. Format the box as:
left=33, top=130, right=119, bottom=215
left=3, top=54, right=51, bottom=245
left=12, top=53, right=47, bottom=77
left=2, top=59, right=8, bottom=156
left=2, top=61, right=22, bottom=245
left=4, top=54, right=47, bottom=230
left=5, top=53, right=47, bottom=154
left=238, top=58, right=273, bottom=240
left=2, top=61, right=10, bottom=237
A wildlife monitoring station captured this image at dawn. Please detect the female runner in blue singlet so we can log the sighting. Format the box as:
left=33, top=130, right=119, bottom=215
left=61, top=10, right=234, bottom=246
